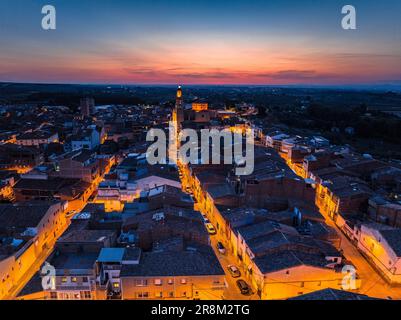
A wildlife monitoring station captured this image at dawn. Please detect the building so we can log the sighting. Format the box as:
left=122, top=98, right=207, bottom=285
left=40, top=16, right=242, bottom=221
left=0, top=171, right=17, bottom=201
left=13, top=177, right=93, bottom=202
left=289, top=288, right=378, bottom=300
left=96, top=247, right=142, bottom=299
left=368, top=196, right=401, bottom=227
left=15, top=131, right=59, bottom=148
left=51, top=149, right=101, bottom=183
left=120, top=245, right=226, bottom=300
left=96, top=154, right=181, bottom=211
left=0, top=143, right=44, bottom=173
left=314, top=175, right=373, bottom=222
left=192, top=102, right=208, bottom=112
left=357, top=223, right=401, bottom=284
left=121, top=207, right=207, bottom=251
left=0, top=201, right=68, bottom=299
left=44, top=214, right=118, bottom=300
left=47, top=251, right=99, bottom=300
left=71, top=125, right=105, bottom=151
left=80, top=97, right=95, bottom=117
left=253, top=250, right=353, bottom=300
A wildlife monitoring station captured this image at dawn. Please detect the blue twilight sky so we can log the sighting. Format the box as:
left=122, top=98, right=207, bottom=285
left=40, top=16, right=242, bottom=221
left=0, top=0, right=400, bottom=85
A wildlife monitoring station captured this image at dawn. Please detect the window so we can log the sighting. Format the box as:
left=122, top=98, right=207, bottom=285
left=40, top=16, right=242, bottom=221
left=50, top=292, right=58, bottom=300
left=135, top=279, right=148, bottom=287
left=113, top=282, right=120, bottom=288
left=168, top=279, right=174, bottom=285
left=154, top=279, right=162, bottom=286
left=72, top=277, right=77, bottom=283
left=137, top=292, right=149, bottom=298
left=82, top=277, right=88, bottom=283
left=181, top=279, right=187, bottom=285
left=61, top=277, right=68, bottom=283
left=169, top=292, right=174, bottom=298
left=81, top=291, right=91, bottom=299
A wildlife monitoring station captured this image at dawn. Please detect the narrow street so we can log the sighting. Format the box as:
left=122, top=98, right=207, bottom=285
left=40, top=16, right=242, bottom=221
left=255, top=132, right=401, bottom=299
left=178, top=134, right=401, bottom=300
left=178, top=162, right=258, bottom=300
left=209, top=235, right=259, bottom=300
left=4, top=161, right=113, bottom=300
left=3, top=221, right=69, bottom=300
left=320, top=209, right=401, bottom=299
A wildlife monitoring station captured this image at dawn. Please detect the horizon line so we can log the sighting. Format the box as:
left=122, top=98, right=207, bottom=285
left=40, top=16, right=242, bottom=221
left=1, top=80, right=401, bottom=90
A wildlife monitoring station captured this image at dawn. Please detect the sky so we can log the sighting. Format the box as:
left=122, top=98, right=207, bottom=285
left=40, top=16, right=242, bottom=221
left=0, top=0, right=401, bottom=85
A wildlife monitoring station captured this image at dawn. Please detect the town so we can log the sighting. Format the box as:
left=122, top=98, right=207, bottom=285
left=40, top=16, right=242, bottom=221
left=0, top=84, right=400, bottom=301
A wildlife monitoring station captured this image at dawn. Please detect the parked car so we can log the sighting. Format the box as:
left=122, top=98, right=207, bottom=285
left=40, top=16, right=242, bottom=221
left=227, top=265, right=241, bottom=278
left=217, top=242, right=226, bottom=254
left=205, top=223, right=217, bottom=235
left=236, top=280, right=251, bottom=295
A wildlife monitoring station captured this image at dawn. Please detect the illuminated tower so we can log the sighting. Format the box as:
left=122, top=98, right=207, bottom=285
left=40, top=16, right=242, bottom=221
left=171, top=86, right=184, bottom=163
left=175, top=85, right=184, bottom=127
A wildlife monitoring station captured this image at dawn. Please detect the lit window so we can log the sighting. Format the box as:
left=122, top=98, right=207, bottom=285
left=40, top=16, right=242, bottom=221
left=72, top=277, right=77, bottom=282
left=181, top=279, right=187, bottom=284
left=137, top=292, right=149, bottom=298
left=62, top=277, right=68, bottom=283
left=113, top=282, right=120, bottom=288
left=154, top=279, right=162, bottom=286
left=135, top=279, right=148, bottom=287
left=168, top=279, right=174, bottom=285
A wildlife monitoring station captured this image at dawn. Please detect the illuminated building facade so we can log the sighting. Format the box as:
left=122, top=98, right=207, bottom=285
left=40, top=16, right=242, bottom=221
left=192, top=102, right=208, bottom=112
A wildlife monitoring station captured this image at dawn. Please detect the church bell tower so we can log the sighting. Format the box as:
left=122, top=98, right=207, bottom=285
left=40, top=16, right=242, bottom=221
left=175, top=85, right=184, bottom=126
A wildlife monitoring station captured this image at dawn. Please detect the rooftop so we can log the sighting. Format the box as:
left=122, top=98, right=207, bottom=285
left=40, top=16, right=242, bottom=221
left=120, top=246, right=224, bottom=277
left=0, top=201, right=60, bottom=230
left=58, top=229, right=116, bottom=244
left=380, top=229, right=401, bottom=256
left=97, top=248, right=126, bottom=263
left=253, top=250, right=333, bottom=274
left=289, top=288, right=378, bottom=300
left=51, top=251, right=98, bottom=274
